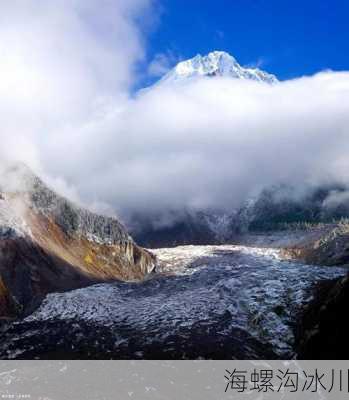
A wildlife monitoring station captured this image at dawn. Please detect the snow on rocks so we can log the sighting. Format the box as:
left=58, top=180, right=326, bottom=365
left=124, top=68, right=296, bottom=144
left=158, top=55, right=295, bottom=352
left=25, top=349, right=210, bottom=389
left=159, top=51, right=278, bottom=85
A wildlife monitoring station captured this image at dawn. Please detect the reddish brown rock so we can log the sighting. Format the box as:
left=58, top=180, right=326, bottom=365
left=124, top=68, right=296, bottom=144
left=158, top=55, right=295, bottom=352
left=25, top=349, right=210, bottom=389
left=0, top=164, right=156, bottom=318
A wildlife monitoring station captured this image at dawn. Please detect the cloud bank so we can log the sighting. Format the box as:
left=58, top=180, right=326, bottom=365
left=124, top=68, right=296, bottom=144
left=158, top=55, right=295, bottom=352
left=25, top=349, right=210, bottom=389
left=1, top=1, right=349, bottom=227
left=0, top=0, right=152, bottom=169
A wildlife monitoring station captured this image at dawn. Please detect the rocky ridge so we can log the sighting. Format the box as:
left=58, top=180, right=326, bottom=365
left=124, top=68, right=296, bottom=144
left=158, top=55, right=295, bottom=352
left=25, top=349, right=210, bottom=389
left=0, top=164, right=156, bottom=319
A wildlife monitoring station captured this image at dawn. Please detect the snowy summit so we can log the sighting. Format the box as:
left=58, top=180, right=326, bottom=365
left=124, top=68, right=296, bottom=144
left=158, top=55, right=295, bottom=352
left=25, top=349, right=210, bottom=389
left=159, top=51, right=278, bottom=85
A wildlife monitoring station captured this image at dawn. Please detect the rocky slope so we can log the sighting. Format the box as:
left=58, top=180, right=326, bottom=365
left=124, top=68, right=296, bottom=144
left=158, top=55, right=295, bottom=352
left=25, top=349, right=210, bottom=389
left=283, top=221, right=349, bottom=266
left=0, top=164, right=156, bottom=319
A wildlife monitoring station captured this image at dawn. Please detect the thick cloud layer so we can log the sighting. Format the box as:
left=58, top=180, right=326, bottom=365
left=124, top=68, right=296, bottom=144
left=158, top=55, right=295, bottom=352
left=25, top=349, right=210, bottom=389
left=0, top=0, right=151, bottom=170
left=1, top=1, right=349, bottom=227
left=43, top=72, right=349, bottom=223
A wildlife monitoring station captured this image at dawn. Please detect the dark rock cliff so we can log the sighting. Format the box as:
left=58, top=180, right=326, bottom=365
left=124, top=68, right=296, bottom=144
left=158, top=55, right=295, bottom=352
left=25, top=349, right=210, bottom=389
left=296, top=275, right=349, bottom=359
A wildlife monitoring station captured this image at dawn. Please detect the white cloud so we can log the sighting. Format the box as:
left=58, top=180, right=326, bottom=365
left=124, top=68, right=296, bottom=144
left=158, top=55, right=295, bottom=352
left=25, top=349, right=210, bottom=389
left=323, top=190, right=349, bottom=209
left=1, top=2, right=349, bottom=229
left=0, top=0, right=153, bottom=169
left=148, top=51, right=179, bottom=77
left=42, top=71, right=349, bottom=226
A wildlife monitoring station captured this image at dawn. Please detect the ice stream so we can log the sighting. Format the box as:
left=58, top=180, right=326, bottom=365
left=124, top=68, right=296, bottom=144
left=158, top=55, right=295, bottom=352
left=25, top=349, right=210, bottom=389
left=11, top=244, right=346, bottom=359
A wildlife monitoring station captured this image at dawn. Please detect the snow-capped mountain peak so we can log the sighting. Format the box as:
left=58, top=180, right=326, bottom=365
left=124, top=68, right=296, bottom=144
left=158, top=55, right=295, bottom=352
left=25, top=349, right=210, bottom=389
left=159, top=50, right=278, bottom=84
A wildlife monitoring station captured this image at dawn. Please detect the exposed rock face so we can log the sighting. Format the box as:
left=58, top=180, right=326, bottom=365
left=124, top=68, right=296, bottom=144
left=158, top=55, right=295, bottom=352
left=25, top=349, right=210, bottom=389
left=296, top=275, right=349, bottom=359
left=0, top=164, right=156, bottom=318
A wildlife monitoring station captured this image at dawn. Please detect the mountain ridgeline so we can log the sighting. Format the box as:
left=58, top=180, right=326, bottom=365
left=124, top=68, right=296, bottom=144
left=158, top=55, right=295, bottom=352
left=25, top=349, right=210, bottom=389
left=130, top=184, right=349, bottom=249
left=0, top=164, right=156, bottom=319
left=158, top=51, right=278, bottom=85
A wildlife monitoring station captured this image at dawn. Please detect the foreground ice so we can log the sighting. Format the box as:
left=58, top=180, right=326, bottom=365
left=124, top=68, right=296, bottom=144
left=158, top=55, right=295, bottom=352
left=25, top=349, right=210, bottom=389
left=9, top=244, right=345, bottom=359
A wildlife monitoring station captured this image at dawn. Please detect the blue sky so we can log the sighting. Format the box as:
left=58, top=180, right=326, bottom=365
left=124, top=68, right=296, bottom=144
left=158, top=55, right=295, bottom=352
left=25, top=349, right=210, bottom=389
left=143, top=0, right=348, bottom=83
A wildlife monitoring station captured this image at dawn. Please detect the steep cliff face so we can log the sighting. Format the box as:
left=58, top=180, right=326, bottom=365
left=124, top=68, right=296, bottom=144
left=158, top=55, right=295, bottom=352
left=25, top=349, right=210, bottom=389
left=0, top=164, right=156, bottom=318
